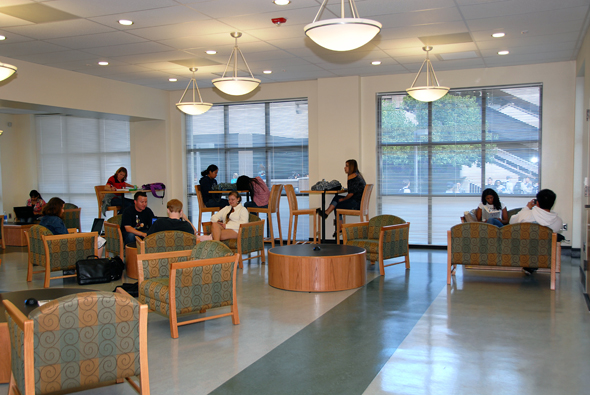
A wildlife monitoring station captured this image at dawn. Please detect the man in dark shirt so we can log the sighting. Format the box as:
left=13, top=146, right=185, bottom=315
left=147, top=199, right=195, bottom=236
left=121, top=192, right=154, bottom=245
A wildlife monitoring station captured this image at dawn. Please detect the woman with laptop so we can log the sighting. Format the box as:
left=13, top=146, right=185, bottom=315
left=26, top=190, right=46, bottom=216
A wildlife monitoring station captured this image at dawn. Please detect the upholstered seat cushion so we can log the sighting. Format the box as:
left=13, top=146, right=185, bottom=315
left=139, top=277, right=171, bottom=315
left=347, top=239, right=379, bottom=258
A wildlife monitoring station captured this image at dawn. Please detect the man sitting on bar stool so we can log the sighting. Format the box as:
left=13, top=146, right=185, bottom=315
left=120, top=192, right=154, bottom=245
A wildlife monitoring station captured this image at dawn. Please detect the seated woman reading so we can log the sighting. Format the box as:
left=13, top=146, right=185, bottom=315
left=476, top=188, right=508, bottom=227
left=210, top=191, right=248, bottom=241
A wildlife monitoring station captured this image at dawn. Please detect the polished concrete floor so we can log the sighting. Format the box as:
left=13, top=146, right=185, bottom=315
left=0, top=246, right=589, bottom=395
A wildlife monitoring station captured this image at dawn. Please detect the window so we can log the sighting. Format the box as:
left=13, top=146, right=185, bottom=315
left=36, top=115, right=131, bottom=231
left=186, top=99, right=310, bottom=238
left=378, top=85, right=541, bottom=245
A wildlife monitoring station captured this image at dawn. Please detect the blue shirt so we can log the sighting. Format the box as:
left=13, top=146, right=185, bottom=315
left=39, top=215, right=68, bottom=235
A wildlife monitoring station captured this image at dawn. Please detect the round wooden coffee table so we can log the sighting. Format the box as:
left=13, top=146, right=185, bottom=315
left=268, top=244, right=366, bottom=292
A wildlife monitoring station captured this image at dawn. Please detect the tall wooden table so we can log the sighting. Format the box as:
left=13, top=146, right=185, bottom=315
left=300, top=189, right=345, bottom=243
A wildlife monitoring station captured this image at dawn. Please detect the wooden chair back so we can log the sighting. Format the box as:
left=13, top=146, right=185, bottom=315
left=284, top=184, right=298, bottom=213
left=269, top=184, right=283, bottom=213
left=359, top=184, right=374, bottom=221
left=195, top=185, right=207, bottom=208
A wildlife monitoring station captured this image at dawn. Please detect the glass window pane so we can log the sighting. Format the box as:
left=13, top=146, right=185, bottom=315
left=381, top=196, right=428, bottom=244
left=228, top=103, right=265, bottom=148
left=270, top=101, right=308, bottom=147
left=380, top=95, right=428, bottom=144
left=432, top=90, right=482, bottom=143
left=187, top=106, right=225, bottom=149
left=486, top=86, right=540, bottom=142
left=381, top=145, right=427, bottom=195
left=484, top=142, right=539, bottom=196
left=433, top=144, right=482, bottom=195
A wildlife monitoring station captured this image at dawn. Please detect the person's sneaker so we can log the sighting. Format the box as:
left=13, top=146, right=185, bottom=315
left=316, top=208, right=328, bottom=219
left=522, top=268, right=535, bottom=276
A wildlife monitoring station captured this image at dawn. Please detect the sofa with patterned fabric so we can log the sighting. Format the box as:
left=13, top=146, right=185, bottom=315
left=342, top=215, right=410, bottom=276
left=136, top=241, right=239, bottom=338
left=447, top=222, right=559, bottom=290
left=3, top=290, right=150, bottom=394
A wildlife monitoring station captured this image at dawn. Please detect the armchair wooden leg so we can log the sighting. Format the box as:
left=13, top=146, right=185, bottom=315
left=8, top=372, right=17, bottom=395
left=139, top=372, right=150, bottom=395
left=379, top=256, right=385, bottom=276
left=238, top=255, right=243, bottom=269
left=260, top=248, right=266, bottom=264
left=44, top=266, right=51, bottom=288
left=405, top=253, right=410, bottom=269
left=27, top=261, right=33, bottom=282
left=231, top=304, right=240, bottom=325
left=292, top=216, right=299, bottom=245
left=169, top=313, right=179, bottom=339
left=116, top=378, right=125, bottom=384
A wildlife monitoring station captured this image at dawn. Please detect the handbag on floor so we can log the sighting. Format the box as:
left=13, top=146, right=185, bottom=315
left=76, top=255, right=125, bottom=285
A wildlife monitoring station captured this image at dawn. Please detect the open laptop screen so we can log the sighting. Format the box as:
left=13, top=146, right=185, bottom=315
left=90, top=218, right=105, bottom=234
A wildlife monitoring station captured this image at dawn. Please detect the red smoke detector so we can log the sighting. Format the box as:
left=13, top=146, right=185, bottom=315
left=272, top=17, right=287, bottom=26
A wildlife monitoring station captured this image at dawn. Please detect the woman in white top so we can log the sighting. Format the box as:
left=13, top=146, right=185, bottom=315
left=475, top=188, right=508, bottom=227
left=210, top=191, right=249, bottom=241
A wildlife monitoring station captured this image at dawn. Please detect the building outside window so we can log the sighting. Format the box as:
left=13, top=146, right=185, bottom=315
left=186, top=99, right=309, bottom=239
left=378, top=84, right=541, bottom=245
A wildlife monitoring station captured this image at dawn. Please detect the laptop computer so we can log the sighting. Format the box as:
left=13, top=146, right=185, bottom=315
left=90, top=218, right=105, bottom=235
left=13, top=206, right=35, bottom=224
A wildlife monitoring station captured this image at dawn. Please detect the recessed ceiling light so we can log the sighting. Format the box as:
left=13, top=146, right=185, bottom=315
left=169, top=78, right=178, bottom=82
left=205, top=50, right=217, bottom=55
left=371, top=61, right=381, bottom=65
left=118, top=19, right=133, bottom=26
left=273, top=0, right=291, bottom=5
left=98, top=61, right=109, bottom=66
left=263, top=70, right=272, bottom=74
left=498, top=50, right=509, bottom=55
left=492, top=32, right=505, bottom=38
left=0, top=35, right=5, bottom=41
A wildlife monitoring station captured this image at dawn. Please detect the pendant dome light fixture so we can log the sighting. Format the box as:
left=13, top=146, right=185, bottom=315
left=212, top=32, right=261, bottom=96
left=406, top=46, right=449, bottom=102
left=304, top=0, right=382, bottom=52
left=176, top=68, right=213, bottom=115
left=0, top=62, right=17, bottom=81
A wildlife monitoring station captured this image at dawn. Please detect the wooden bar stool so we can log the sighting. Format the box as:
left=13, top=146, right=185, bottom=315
left=247, top=184, right=283, bottom=247
left=336, top=184, right=373, bottom=244
left=284, top=184, right=318, bottom=245
left=195, top=185, right=220, bottom=233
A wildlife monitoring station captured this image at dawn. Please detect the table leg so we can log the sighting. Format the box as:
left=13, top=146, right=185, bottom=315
left=321, top=192, right=326, bottom=243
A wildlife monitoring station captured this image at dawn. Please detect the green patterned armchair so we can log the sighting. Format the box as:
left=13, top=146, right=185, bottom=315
left=104, top=215, right=124, bottom=258
left=63, top=203, right=81, bottom=232
left=136, top=230, right=197, bottom=254
left=342, top=215, right=410, bottom=276
left=136, top=241, right=239, bottom=338
left=202, top=214, right=265, bottom=269
left=3, top=290, right=150, bottom=395
left=25, top=225, right=98, bottom=288
left=447, top=222, right=558, bottom=290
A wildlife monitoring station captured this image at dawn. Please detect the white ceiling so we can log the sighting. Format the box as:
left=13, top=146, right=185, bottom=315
left=0, top=0, right=588, bottom=91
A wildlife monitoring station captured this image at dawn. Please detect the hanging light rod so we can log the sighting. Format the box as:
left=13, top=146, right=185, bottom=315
left=304, top=0, right=381, bottom=52
left=176, top=67, right=213, bottom=115
left=212, top=32, right=261, bottom=96
left=406, top=46, right=449, bottom=102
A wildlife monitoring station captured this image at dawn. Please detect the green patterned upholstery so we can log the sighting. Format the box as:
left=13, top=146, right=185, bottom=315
left=27, top=225, right=54, bottom=268
left=104, top=222, right=123, bottom=257
left=507, top=208, right=522, bottom=221
left=344, top=215, right=409, bottom=262
left=108, top=214, right=122, bottom=226
left=7, top=292, right=143, bottom=395
left=63, top=203, right=81, bottom=231
left=141, top=230, right=196, bottom=254
left=221, top=214, right=264, bottom=256
left=449, top=222, right=553, bottom=269
left=6, top=313, right=25, bottom=393
left=138, top=241, right=238, bottom=337
left=44, top=233, right=97, bottom=271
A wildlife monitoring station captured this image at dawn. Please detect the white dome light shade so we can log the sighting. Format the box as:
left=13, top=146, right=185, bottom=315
left=406, top=86, right=450, bottom=102
left=0, top=63, right=17, bottom=81
left=176, top=102, right=212, bottom=115
left=212, top=77, right=261, bottom=96
left=176, top=67, right=213, bottom=116
left=304, top=18, right=381, bottom=51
